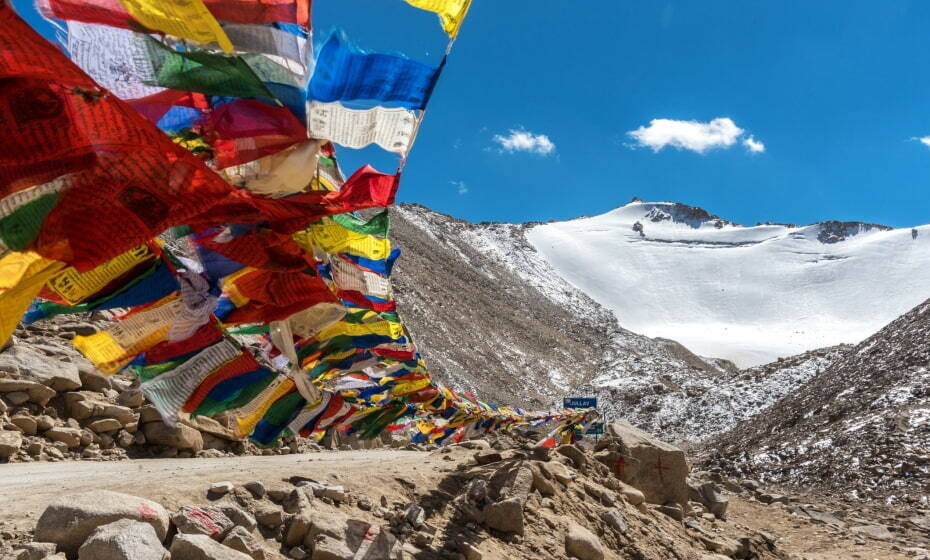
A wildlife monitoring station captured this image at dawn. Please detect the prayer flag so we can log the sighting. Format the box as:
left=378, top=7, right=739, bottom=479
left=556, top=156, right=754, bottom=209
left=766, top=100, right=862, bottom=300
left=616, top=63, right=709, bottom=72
left=307, top=102, right=418, bottom=154
left=309, top=30, right=440, bottom=110
left=404, top=0, right=471, bottom=38
left=116, top=0, right=233, bottom=52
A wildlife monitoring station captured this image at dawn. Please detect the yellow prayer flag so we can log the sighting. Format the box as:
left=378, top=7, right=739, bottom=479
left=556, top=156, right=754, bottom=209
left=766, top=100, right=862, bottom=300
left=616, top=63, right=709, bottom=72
left=315, top=319, right=405, bottom=342
left=0, top=253, right=65, bottom=347
left=294, top=220, right=392, bottom=261
left=404, top=0, right=472, bottom=38
left=117, top=0, right=234, bottom=53
left=47, top=244, right=153, bottom=305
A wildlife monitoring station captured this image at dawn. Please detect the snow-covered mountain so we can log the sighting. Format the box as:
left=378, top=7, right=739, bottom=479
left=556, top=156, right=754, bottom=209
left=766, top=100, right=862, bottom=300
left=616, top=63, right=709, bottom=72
left=527, top=200, right=930, bottom=366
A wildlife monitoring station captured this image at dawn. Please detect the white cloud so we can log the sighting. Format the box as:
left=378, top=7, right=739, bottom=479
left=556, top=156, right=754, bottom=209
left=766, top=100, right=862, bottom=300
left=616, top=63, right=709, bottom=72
left=919, top=136, right=930, bottom=148
left=451, top=180, right=468, bottom=195
left=627, top=117, right=763, bottom=154
left=492, top=129, right=555, bottom=155
left=743, top=135, right=765, bottom=153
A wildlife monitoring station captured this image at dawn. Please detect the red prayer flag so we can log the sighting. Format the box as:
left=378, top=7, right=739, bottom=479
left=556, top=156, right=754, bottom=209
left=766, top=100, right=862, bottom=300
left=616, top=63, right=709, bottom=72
left=222, top=269, right=339, bottom=324
left=39, top=0, right=312, bottom=29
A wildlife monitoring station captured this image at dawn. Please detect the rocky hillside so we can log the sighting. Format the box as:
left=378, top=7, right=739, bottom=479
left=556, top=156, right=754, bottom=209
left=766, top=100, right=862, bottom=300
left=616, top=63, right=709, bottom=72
left=702, top=298, right=930, bottom=504
left=392, top=204, right=854, bottom=444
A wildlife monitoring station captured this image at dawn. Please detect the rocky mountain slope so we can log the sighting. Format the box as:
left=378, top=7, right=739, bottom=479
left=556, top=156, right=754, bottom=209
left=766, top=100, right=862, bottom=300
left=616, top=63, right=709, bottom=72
left=526, top=199, right=930, bottom=367
left=391, top=204, right=866, bottom=444
left=702, top=297, right=930, bottom=504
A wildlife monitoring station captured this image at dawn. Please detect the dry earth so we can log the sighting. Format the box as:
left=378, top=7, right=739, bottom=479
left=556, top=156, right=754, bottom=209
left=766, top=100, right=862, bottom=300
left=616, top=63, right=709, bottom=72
left=0, top=449, right=922, bottom=560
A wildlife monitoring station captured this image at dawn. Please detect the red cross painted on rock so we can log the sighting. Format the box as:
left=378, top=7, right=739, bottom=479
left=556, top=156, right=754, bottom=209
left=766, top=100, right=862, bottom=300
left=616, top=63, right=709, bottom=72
left=653, top=456, right=671, bottom=483
left=614, top=456, right=627, bottom=476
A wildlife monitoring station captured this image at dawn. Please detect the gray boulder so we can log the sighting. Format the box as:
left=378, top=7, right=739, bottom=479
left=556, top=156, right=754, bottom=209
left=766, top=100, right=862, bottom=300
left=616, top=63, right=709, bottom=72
left=483, top=497, right=524, bottom=534
left=0, top=346, right=82, bottom=392
left=78, top=519, right=168, bottom=560
left=170, top=534, right=252, bottom=560
left=607, top=421, right=689, bottom=509
left=35, top=491, right=169, bottom=555
left=143, top=422, right=204, bottom=452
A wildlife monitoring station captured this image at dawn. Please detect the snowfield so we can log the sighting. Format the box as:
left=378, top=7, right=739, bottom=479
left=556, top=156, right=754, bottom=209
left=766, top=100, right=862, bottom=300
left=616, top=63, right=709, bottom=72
left=526, top=200, right=930, bottom=366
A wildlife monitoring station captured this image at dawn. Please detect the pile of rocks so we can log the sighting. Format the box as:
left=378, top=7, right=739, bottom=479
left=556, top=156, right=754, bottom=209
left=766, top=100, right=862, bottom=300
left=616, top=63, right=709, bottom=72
left=0, top=323, right=399, bottom=464
left=8, top=422, right=791, bottom=560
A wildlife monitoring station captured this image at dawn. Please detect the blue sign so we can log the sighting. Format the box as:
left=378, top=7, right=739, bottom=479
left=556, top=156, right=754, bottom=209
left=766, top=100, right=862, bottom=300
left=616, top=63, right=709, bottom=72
left=563, top=397, right=597, bottom=409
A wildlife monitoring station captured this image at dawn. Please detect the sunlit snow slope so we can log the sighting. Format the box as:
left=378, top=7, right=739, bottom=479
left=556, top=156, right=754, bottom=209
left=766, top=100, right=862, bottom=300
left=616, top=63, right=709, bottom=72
left=526, top=200, right=930, bottom=366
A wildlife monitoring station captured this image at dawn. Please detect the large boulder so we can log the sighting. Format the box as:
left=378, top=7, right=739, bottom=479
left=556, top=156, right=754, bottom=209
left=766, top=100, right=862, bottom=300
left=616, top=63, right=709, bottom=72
left=169, top=534, right=252, bottom=560
left=172, top=506, right=234, bottom=539
left=0, top=346, right=82, bottom=392
left=143, top=422, right=204, bottom=452
left=565, top=523, right=604, bottom=560
left=606, top=421, right=689, bottom=509
left=78, top=519, right=168, bottom=560
left=35, top=491, right=169, bottom=555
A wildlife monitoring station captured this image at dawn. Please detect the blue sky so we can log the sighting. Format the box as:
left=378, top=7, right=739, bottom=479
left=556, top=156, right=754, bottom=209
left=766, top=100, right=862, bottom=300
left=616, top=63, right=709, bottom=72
left=13, top=1, right=930, bottom=227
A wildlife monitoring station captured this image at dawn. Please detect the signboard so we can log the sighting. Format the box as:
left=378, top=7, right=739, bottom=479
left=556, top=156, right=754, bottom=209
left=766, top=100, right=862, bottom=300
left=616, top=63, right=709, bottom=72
left=586, top=422, right=604, bottom=435
left=563, top=397, right=597, bottom=409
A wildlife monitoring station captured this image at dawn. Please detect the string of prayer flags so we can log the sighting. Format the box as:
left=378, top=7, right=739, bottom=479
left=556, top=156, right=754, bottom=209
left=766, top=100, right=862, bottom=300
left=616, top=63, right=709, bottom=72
left=404, top=0, right=472, bottom=39
left=309, top=30, right=441, bottom=110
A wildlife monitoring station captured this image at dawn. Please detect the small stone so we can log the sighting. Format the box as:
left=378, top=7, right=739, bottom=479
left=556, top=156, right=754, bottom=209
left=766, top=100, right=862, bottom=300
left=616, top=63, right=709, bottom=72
left=11, top=542, right=57, bottom=560
left=243, top=481, right=266, bottom=499
left=77, top=519, right=167, bottom=560
left=565, top=522, right=604, bottom=560
left=404, top=504, right=425, bottom=529
left=11, top=415, right=38, bottom=435
left=310, top=536, right=353, bottom=560
left=254, top=504, right=284, bottom=529
left=209, top=482, right=235, bottom=498
left=0, top=430, right=23, bottom=458
left=483, top=498, right=524, bottom=534
left=171, top=505, right=234, bottom=539
left=601, top=508, right=628, bottom=534
left=356, top=497, right=372, bottom=511
left=88, top=418, right=123, bottom=434
left=169, top=534, right=252, bottom=560
left=474, top=450, right=502, bottom=465
left=45, top=427, right=82, bottom=448
left=289, top=545, right=309, bottom=559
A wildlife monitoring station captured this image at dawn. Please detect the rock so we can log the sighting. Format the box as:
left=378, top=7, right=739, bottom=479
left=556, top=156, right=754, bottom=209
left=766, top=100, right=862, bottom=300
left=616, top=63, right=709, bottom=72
left=697, top=482, right=728, bottom=519
left=601, top=508, right=628, bottom=534
left=556, top=445, right=588, bottom=469
left=483, top=497, right=524, bottom=534
left=318, top=486, right=348, bottom=503
left=116, top=430, right=134, bottom=448
left=244, top=481, right=266, bottom=499
left=0, top=429, right=23, bottom=458
left=460, top=542, right=483, bottom=560
left=490, top=464, right=533, bottom=504
left=209, top=482, right=235, bottom=498
left=116, top=390, right=145, bottom=408
left=657, top=504, right=684, bottom=521
left=254, top=504, right=284, bottom=529
left=474, top=450, right=502, bottom=465
left=0, top=346, right=82, bottom=392
left=403, top=504, right=425, bottom=529
left=289, top=545, right=309, bottom=559
left=77, top=519, right=168, bottom=560
left=78, top=369, right=112, bottom=393
left=541, top=460, right=574, bottom=485
left=11, top=415, right=38, bottom=435
left=851, top=525, right=894, bottom=541
left=212, top=503, right=256, bottom=533
left=530, top=464, right=557, bottom=496
left=307, top=510, right=349, bottom=542
left=0, top=379, right=56, bottom=406
left=170, top=534, right=252, bottom=560
left=310, top=536, right=353, bottom=560
left=565, top=523, right=604, bottom=560
left=616, top=481, right=645, bottom=505
left=35, top=490, right=169, bottom=555
left=172, top=505, right=234, bottom=539
left=143, top=421, right=203, bottom=452
left=285, top=512, right=313, bottom=547
left=35, top=415, right=55, bottom=431
left=607, top=420, right=689, bottom=509
left=356, top=497, right=372, bottom=511
left=45, top=427, right=82, bottom=448
left=284, top=488, right=313, bottom=513
left=88, top=418, right=123, bottom=434
left=460, top=439, right=491, bottom=450
left=12, top=542, right=57, bottom=560
left=6, top=391, right=30, bottom=405
left=221, top=526, right=266, bottom=560
left=530, top=445, right=551, bottom=461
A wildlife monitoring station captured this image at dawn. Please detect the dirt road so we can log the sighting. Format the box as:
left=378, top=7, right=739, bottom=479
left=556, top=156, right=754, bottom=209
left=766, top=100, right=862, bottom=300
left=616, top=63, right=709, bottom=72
left=0, top=450, right=426, bottom=529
